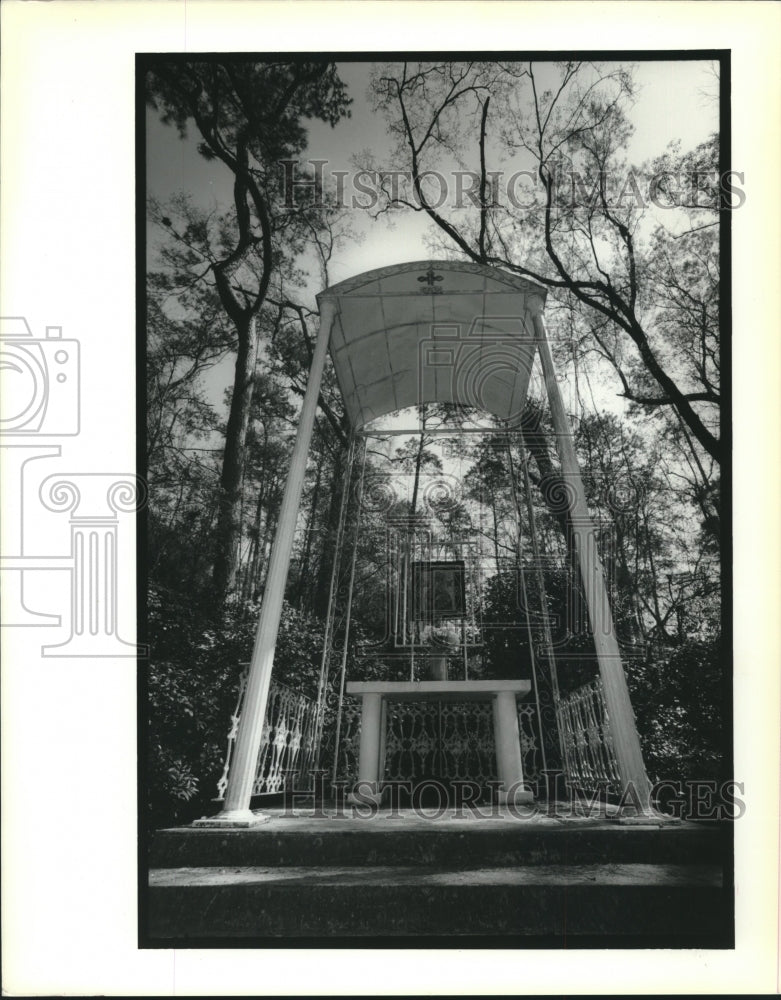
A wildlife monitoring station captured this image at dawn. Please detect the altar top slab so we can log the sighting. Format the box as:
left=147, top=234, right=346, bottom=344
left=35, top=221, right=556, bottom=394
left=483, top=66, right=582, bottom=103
left=345, top=679, right=531, bottom=701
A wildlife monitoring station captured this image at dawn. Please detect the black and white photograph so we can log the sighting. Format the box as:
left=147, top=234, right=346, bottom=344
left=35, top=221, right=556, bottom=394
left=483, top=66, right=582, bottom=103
left=1, top=1, right=780, bottom=995
left=142, top=52, right=733, bottom=946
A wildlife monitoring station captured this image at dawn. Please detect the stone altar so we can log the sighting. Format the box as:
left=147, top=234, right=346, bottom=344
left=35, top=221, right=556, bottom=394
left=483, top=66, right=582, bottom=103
left=345, top=679, right=533, bottom=805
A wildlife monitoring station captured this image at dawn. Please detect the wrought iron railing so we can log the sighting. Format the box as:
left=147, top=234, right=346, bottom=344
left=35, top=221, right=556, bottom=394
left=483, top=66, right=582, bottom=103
left=556, top=677, right=621, bottom=796
left=218, top=681, right=543, bottom=799
left=216, top=672, right=319, bottom=799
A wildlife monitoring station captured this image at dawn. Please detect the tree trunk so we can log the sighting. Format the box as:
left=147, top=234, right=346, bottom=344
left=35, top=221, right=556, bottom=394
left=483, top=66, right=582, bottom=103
left=313, top=446, right=345, bottom=619
left=297, top=443, right=324, bottom=609
left=212, top=315, right=259, bottom=604
left=242, top=479, right=266, bottom=603
left=613, top=519, right=646, bottom=648
left=519, top=406, right=570, bottom=541
left=491, top=501, right=502, bottom=566
left=409, top=404, right=428, bottom=525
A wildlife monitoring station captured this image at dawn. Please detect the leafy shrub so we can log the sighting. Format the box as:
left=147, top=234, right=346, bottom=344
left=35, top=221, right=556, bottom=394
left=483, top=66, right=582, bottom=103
left=145, top=586, right=325, bottom=829
left=627, top=635, right=725, bottom=783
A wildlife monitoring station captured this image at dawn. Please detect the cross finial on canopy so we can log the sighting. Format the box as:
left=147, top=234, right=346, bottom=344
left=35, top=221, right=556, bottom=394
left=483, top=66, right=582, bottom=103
left=417, top=267, right=444, bottom=293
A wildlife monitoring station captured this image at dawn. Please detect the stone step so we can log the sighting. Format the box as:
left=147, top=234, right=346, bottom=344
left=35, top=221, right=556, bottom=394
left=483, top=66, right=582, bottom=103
left=150, top=812, right=729, bottom=870
left=147, top=861, right=730, bottom=940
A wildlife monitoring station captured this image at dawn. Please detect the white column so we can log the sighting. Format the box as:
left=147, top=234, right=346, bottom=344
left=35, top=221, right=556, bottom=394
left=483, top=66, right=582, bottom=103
left=215, top=300, right=338, bottom=824
left=378, top=698, right=388, bottom=785
left=350, top=692, right=384, bottom=803
left=531, top=306, right=653, bottom=812
left=492, top=691, right=530, bottom=805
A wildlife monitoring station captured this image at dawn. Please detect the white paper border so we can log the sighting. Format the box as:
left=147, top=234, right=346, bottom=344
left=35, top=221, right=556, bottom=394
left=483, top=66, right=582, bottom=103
left=1, top=1, right=779, bottom=995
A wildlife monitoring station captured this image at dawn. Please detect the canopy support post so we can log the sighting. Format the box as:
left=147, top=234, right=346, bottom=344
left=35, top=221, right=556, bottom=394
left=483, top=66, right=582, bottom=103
left=531, top=307, right=655, bottom=817
left=204, top=300, right=338, bottom=826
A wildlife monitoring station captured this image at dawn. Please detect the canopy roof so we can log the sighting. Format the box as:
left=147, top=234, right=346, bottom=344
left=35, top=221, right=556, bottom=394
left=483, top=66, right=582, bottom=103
left=318, top=261, right=547, bottom=431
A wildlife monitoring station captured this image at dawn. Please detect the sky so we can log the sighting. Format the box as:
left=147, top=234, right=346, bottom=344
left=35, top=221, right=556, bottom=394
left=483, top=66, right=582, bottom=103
left=146, top=58, right=719, bottom=425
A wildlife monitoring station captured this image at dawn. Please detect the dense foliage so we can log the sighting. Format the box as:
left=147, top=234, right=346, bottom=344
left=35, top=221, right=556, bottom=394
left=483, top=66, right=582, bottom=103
left=147, top=586, right=326, bottom=827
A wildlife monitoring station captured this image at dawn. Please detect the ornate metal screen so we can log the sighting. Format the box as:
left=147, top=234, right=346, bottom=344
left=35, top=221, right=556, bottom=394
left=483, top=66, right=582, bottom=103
left=517, top=703, right=542, bottom=784
left=331, top=695, right=541, bottom=791
left=556, top=677, right=621, bottom=795
left=216, top=674, right=318, bottom=799
left=383, top=700, right=497, bottom=786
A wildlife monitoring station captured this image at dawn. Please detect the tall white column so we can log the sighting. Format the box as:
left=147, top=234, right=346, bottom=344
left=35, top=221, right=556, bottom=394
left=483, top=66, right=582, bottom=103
left=492, top=691, right=530, bottom=805
left=353, top=693, right=384, bottom=802
left=214, top=300, right=338, bottom=824
left=531, top=306, right=653, bottom=813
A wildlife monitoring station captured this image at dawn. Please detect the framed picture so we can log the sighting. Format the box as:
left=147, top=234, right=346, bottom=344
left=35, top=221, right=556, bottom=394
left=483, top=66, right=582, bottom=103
left=411, top=560, right=466, bottom=620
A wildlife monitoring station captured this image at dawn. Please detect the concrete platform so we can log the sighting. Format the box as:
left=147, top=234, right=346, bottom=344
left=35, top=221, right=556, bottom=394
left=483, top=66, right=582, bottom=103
left=144, top=807, right=733, bottom=944
left=150, top=806, right=730, bottom=868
